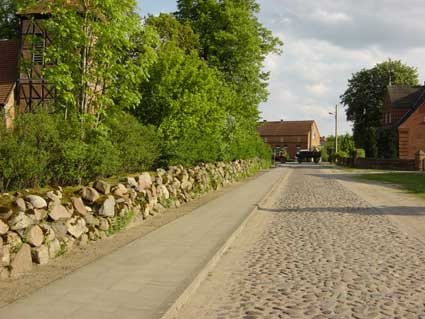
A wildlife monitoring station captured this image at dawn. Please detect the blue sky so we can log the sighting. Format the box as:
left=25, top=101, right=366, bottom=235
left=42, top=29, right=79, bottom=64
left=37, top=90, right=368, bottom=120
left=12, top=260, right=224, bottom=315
left=136, top=1, right=425, bottom=137
left=137, top=1, right=176, bottom=16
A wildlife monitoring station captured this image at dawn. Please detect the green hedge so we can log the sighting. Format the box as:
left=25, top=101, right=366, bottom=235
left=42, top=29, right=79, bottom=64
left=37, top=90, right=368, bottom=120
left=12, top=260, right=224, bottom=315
left=0, top=112, right=160, bottom=191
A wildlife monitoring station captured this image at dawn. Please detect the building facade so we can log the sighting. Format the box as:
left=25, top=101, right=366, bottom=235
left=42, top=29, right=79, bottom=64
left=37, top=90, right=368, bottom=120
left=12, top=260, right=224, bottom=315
left=257, top=120, right=321, bottom=158
left=381, top=85, right=425, bottom=160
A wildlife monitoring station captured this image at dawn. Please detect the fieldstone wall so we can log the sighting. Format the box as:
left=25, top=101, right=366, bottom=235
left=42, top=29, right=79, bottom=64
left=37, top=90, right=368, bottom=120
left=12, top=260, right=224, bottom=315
left=0, top=159, right=266, bottom=279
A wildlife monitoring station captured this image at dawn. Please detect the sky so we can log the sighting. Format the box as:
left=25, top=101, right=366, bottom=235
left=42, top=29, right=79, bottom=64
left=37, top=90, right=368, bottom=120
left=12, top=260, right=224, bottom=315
left=137, top=0, right=425, bottom=136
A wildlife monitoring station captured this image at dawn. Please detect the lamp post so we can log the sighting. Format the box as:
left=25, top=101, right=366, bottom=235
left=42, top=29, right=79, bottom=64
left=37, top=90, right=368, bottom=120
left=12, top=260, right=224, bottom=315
left=329, top=104, right=338, bottom=154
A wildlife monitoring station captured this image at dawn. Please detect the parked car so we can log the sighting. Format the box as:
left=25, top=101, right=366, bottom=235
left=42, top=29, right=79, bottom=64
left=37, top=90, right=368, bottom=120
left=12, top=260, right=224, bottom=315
left=296, top=149, right=321, bottom=164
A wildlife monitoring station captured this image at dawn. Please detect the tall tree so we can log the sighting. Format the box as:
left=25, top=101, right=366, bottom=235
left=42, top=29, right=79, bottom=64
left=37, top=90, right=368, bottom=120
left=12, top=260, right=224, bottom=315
left=176, top=0, right=282, bottom=122
left=340, top=60, right=419, bottom=157
left=28, top=0, right=155, bottom=125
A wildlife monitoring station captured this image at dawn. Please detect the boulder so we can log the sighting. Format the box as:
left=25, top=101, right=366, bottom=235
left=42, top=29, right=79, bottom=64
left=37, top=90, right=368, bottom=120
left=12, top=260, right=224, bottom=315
left=6, top=231, right=22, bottom=250
left=15, top=198, right=26, bottom=212
left=81, top=187, right=100, bottom=203
left=0, top=219, right=9, bottom=235
left=79, top=233, right=89, bottom=247
left=40, top=223, right=56, bottom=242
left=10, top=244, right=32, bottom=277
left=71, top=197, right=88, bottom=216
left=98, top=218, right=109, bottom=231
left=8, top=212, right=33, bottom=231
left=31, top=245, right=49, bottom=265
left=27, top=225, right=44, bottom=247
left=98, top=196, right=115, bottom=217
left=158, top=184, right=170, bottom=200
left=94, top=180, right=111, bottom=195
left=0, top=207, right=13, bottom=221
left=48, top=239, right=61, bottom=258
left=48, top=203, right=72, bottom=221
left=25, top=195, right=47, bottom=209
left=46, top=190, right=62, bottom=203
left=126, top=177, right=138, bottom=189
left=112, top=183, right=128, bottom=197
left=83, top=214, right=99, bottom=227
left=28, top=209, right=47, bottom=222
left=66, top=217, right=87, bottom=239
left=138, top=172, right=152, bottom=191
left=1, top=244, right=10, bottom=266
left=51, top=221, right=68, bottom=240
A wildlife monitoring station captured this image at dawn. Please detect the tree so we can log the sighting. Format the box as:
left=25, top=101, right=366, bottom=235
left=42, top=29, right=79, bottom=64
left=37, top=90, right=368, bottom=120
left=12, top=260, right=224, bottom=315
left=29, top=0, right=155, bottom=125
left=0, top=0, right=18, bottom=39
left=176, top=0, right=283, bottom=123
left=341, top=60, right=418, bottom=157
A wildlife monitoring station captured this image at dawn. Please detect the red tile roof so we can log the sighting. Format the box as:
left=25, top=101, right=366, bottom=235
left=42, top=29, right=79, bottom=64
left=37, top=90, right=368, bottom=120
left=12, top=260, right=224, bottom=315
left=0, top=40, right=18, bottom=106
left=257, top=120, right=315, bottom=136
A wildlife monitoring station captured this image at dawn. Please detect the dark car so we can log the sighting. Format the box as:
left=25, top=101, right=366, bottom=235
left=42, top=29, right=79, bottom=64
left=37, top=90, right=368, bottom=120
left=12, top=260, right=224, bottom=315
left=296, top=149, right=321, bottom=164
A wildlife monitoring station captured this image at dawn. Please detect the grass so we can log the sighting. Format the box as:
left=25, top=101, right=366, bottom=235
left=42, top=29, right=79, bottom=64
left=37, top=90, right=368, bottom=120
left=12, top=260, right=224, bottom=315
left=107, top=210, right=135, bottom=236
left=354, top=173, right=425, bottom=199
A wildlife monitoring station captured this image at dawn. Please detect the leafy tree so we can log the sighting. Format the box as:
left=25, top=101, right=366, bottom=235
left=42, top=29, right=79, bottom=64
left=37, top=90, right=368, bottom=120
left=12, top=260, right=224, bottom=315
left=176, top=0, right=282, bottom=123
left=341, top=60, right=418, bottom=157
left=0, top=0, right=18, bottom=39
left=24, top=0, right=156, bottom=125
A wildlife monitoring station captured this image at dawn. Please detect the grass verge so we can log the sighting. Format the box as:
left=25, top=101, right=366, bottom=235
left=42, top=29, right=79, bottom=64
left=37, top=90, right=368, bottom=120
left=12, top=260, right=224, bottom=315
left=354, top=173, right=425, bottom=199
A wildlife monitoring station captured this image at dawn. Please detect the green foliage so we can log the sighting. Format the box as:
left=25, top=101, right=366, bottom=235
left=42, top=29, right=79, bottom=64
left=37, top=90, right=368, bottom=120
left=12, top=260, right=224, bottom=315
left=176, top=0, right=283, bottom=123
left=107, top=210, right=135, bottom=236
left=0, top=0, right=18, bottom=39
left=0, top=112, right=160, bottom=191
left=341, top=59, right=418, bottom=156
left=377, top=128, right=398, bottom=159
left=355, top=148, right=366, bottom=158
left=40, top=0, right=155, bottom=123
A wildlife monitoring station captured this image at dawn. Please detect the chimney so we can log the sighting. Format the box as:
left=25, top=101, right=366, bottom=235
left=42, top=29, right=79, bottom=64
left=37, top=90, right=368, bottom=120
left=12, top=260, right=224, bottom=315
left=263, top=119, right=267, bottom=122
left=280, top=119, right=284, bottom=122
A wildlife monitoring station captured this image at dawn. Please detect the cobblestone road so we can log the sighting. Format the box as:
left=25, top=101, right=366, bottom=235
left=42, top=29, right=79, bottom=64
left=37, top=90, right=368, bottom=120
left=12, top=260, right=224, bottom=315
left=175, top=166, right=425, bottom=319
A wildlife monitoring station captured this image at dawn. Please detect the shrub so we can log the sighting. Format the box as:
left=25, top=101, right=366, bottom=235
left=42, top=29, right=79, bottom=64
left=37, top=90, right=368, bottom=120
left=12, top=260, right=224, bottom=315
left=0, top=112, right=161, bottom=191
left=355, top=148, right=366, bottom=159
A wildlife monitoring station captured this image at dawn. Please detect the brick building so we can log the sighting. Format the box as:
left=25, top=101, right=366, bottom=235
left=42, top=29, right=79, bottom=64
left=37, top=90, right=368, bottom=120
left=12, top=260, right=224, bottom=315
left=257, top=120, right=321, bottom=158
left=381, top=85, right=425, bottom=159
left=0, top=40, right=18, bottom=128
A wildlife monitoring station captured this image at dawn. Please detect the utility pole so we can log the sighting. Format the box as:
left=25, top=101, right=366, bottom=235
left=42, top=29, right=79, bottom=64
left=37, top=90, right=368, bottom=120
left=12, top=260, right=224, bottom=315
left=329, top=105, right=339, bottom=155
left=335, top=104, right=338, bottom=154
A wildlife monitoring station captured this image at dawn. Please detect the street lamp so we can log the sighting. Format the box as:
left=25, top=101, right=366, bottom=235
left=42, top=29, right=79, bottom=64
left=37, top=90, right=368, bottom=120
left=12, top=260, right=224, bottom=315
left=329, top=105, right=339, bottom=154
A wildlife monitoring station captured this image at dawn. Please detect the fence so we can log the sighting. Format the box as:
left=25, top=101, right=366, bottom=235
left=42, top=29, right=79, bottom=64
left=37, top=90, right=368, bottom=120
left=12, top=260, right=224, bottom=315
left=339, top=157, right=417, bottom=171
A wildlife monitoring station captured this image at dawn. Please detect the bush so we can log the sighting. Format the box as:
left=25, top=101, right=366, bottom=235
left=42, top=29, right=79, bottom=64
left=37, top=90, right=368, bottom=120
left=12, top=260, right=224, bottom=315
left=355, top=148, right=366, bottom=159
left=0, top=112, right=161, bottom=191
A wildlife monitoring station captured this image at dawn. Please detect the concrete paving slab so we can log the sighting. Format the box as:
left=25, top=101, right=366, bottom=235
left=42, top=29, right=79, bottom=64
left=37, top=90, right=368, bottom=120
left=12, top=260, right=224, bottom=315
left=0, top=167, right=287, bottom=319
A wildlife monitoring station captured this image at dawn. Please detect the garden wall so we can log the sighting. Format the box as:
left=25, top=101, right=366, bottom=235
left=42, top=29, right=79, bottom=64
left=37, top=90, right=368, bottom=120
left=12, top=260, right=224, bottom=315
left=340, top=157, right=416, bottom=171
left=0, top=159, right=266, bottom=279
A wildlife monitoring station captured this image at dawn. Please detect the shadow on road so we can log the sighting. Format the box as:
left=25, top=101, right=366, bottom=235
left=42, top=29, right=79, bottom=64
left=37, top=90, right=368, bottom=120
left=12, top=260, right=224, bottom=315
left=256, top=205, right=425, bottom=217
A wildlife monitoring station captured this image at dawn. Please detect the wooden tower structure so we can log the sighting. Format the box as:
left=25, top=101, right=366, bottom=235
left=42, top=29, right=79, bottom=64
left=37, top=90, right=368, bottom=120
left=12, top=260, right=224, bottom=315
left=16, top=3, right=55, bottom=112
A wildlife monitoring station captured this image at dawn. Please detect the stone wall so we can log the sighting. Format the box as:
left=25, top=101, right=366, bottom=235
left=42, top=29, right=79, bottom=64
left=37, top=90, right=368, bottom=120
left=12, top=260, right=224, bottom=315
left=0, top=159, right=266, bottom=279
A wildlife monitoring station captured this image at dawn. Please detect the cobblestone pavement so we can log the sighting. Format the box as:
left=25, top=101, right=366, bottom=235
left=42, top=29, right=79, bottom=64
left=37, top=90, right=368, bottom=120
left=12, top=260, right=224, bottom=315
left=175, top=167, right=425, bottom=319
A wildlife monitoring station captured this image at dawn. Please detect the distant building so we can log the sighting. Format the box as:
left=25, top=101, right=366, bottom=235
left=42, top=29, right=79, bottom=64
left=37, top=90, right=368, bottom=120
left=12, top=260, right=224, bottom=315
left=257, top=120, right=321, bottom=158
left=381, top=85, right=425, bottom=160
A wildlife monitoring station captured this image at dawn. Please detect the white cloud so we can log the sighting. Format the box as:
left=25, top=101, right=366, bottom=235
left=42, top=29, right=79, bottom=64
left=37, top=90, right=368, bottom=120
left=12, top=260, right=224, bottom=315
left=258, top=0, right=425, bottom=136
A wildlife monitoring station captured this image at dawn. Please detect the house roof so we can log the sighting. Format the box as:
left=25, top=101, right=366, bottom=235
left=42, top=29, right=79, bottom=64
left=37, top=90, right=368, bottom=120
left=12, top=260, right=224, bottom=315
left=0, top=40, right=18, bottom=106
left=396, top=86, right=425, bottom=127
left=388, top=85, right=425, bottom=109
left=257, top=120, right=316, bottom=136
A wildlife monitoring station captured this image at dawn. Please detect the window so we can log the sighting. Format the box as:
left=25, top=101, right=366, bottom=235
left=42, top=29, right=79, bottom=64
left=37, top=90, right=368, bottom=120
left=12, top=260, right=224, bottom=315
left=296, top=145, right=301, bottom=151
left=280, top=137, right=284, bottom=142
left=264, top=137, right=268, bottom=143
left=32, top=34, right=45, bottom=65
left=388, top=113, right=392, bottom=123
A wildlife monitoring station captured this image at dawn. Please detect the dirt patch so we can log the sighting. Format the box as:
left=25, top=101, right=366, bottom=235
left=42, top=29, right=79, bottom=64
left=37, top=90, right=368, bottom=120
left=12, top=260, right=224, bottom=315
left=0, top=171, right=266, bottom=308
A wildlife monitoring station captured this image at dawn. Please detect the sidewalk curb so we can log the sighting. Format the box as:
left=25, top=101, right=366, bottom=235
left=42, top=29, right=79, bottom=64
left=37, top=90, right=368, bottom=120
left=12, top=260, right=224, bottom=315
left=160, top=168, right=291, bottom=319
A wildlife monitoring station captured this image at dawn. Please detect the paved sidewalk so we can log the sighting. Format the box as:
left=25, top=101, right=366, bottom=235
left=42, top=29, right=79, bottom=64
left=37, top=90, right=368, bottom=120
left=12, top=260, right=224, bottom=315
left=0, top=168, right=286, bottom=319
